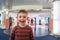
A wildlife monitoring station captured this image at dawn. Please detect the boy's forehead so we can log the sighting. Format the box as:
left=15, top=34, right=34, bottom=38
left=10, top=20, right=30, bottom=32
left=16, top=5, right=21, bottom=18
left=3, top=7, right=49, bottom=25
left=17, top=12, right=28, bottom=16
left=18, top=12, right=27, bottom=14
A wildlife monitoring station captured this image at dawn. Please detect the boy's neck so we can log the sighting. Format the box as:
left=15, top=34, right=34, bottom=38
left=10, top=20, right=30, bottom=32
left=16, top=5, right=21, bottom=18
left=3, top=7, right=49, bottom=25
left=19, top=23, right=26, bottom=27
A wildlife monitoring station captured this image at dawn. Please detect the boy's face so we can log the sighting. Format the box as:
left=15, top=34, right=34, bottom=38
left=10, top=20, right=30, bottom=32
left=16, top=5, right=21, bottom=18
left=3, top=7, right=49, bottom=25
left=17, top=12, right=27, bottom=24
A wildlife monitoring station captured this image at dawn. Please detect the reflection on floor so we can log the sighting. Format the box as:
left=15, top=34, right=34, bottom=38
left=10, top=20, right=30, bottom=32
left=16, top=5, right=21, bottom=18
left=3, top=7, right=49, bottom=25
left=0, top=29, right=60, bottom=40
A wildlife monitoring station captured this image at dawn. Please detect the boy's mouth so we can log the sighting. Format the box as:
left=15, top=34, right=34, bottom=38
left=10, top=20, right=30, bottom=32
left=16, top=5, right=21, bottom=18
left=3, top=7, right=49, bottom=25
left=19, top=20, right=25, bottom=23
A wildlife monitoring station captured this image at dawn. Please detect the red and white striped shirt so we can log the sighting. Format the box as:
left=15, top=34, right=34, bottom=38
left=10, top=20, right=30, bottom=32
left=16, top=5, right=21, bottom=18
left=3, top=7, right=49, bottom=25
left=10, top=25, right=34, bottom=40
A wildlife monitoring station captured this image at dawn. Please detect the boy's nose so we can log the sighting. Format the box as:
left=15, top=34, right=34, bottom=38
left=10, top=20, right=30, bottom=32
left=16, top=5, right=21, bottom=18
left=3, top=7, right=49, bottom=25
left=21, top=18, right=24, bottom=20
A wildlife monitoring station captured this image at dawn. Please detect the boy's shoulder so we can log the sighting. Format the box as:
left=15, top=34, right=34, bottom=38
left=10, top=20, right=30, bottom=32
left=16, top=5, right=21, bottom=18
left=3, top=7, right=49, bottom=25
left=26, top=25, right=32, bottom=30
left=12, top=26, right=19, bottom=30
left=13, top=25, right=32, bottom=30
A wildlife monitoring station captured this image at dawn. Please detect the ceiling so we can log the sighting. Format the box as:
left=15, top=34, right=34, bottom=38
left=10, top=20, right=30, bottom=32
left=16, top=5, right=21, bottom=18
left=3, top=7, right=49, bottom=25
left=0, top=0, right=60, bottom=10
left=12, top=0, right=52, bottom=9
left=12, top=0, right=60, bottom=9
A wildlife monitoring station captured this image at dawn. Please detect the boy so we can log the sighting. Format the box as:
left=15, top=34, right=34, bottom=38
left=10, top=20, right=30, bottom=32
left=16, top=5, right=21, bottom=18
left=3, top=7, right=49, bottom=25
left=10, top=10, right=34, bottom=40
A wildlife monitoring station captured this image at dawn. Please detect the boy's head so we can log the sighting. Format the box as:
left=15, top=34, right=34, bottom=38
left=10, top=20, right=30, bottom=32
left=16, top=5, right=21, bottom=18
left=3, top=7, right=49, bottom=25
left=17, top=9, right=28, bottom=24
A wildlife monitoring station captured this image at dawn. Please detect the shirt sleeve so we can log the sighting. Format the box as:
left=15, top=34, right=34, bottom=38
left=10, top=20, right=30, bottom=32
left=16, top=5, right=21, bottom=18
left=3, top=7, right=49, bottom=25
left=30, top=28, right=34, bottom=40
left=10, top=27, right=16, bottom=40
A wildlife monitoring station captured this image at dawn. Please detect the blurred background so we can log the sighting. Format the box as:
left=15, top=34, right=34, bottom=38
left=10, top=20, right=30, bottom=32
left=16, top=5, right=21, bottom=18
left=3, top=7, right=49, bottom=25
left=0, top=0, right=60, bottom=40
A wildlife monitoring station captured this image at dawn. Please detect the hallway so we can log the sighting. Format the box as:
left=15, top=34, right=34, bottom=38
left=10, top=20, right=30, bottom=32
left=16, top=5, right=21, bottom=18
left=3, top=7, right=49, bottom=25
left=0, top=29, right=60, bottom=40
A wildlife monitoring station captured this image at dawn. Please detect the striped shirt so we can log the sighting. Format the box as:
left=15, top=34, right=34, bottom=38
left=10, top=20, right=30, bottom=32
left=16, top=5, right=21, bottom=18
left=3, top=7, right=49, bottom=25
left=10, top=25, right=34, bottom=40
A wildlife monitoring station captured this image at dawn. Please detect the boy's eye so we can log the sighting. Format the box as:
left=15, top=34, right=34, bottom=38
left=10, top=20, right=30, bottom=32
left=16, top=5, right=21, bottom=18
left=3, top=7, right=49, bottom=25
left=19, top=16, right=21, bottom=18
left=23, top=16, right=26, bottom=18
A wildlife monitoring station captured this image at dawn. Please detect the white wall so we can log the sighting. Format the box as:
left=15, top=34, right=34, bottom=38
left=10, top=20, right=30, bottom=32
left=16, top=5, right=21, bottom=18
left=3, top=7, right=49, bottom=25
left=53, top=1, right=60, bottom=35
left=28, top=12, right=50, bottom=18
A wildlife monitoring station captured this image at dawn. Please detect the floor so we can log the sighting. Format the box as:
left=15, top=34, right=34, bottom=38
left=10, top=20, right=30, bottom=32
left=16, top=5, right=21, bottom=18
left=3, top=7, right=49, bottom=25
left=0, top=29, right=60, bottom=40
